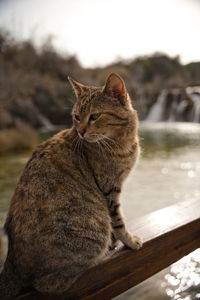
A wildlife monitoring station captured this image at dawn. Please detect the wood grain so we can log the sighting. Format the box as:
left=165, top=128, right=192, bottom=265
left=16, top=198, right=200, bottom=300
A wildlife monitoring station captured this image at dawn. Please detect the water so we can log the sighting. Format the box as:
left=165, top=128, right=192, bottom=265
left=145, top=90, right=167, bottom=122
left=0, top=122, right=200, bottom=298
left=122, top=122, right=200, bottom=221
left=119, top=122, right=200, bottom=300
left=146, top=86, right=200, bottom=123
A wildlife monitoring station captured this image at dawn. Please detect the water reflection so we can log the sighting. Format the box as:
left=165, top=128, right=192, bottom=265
left=163, top=249, right=200, bottom=300
left=140, top=122, right=200, bottom=157
left=122, top=123, right=200, bottom=220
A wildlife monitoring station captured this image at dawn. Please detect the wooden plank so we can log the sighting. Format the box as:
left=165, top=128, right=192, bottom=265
left=16, top=198, right=200, bottom=300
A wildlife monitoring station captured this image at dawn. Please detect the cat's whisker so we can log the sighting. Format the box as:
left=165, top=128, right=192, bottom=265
left=96, top=139, right=101, bottom=153
left=99, top=138, right=113, bottom=154
left=85, top=133, right=106, bottom=154
left=73, top=135, right=83, bottom=156
left=93, top=135, right=108, bottom=151
left=97, top=139, right=106, bottom=156
left=98, top=134, right=116, bottom=153
left=71, top=136, right=78, bottom=152
left=80, top=139, right=84, bottom=158
left=99, top=140, right=108, bottom=153
left=103, top=135, right=120, bottom=149
left=104, top=140, right=114, bottom=153
left=72, top=136, right=79, bottom=154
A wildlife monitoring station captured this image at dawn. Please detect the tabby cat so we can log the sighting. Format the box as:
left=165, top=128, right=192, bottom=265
left=0, top=73, right=142, bottom=299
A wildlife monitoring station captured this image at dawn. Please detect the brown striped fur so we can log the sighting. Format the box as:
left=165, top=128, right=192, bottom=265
left=0, top=73, right=142, bottom=299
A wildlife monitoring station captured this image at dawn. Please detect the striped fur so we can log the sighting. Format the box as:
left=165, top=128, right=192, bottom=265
left=0, top=73, right=142, bottom=299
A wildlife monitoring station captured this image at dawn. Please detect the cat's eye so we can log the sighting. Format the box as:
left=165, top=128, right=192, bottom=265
left=89, top=113, right=101, bottom=121
left=74, top=114, right=81, bottom=121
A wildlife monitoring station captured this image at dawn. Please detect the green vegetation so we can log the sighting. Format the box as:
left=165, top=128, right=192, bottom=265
left=0, top=151, right=30, bottom=224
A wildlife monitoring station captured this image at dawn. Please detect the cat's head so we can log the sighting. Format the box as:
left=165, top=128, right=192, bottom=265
left=68, top=73, right=138, bottom=144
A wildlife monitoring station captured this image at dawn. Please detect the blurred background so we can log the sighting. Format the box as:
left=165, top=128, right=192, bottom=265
left=0, top=0, right=200, bottom=299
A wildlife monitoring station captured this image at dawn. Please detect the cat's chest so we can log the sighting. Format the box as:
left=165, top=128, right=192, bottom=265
left=88, top=152, right=134, bottom=190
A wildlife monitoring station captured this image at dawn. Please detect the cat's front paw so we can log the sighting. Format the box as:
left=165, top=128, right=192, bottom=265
left=126, top=235, right=143, bottom=250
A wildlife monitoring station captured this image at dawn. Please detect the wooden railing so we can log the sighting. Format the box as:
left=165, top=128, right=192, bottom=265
left=17, top=198, right=200, bottom=299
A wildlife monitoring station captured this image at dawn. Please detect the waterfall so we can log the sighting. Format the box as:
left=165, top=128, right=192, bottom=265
left=37, top=112, right=55, bottom=131
left=175, top=100, right=188, bottom=121
left=168, top=94, right=178, bottom=121
left=145, top=86, right=200, bottom=123
left=186, top=87, right=200, bottom=123
left=192, top=94, right=200, bottom=123
left=145, top=90, right=167, bottom=122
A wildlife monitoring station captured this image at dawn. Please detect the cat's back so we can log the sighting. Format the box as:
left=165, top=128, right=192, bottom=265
left=5, top=128, right=110, bottom=271
left=7, top=128, right=109, bottom=235
left=9, top=128, right=74, bottom=208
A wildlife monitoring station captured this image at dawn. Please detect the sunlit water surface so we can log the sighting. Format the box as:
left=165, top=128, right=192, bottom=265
left=122, top=122, right=200, bottom=221
left=0, top=122, right=200, bottom=299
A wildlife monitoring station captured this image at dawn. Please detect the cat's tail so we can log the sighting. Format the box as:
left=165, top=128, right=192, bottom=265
left=0, top=259, right=25, bottom=300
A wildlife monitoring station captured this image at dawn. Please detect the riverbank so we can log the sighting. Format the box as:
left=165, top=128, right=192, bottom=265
left=0, top=124, right=39, bottom=154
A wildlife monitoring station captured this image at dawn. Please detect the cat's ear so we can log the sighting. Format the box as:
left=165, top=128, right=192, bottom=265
left=103, top=73, right=127, bottom=105
left=68, top=76, right=87, bottom=97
